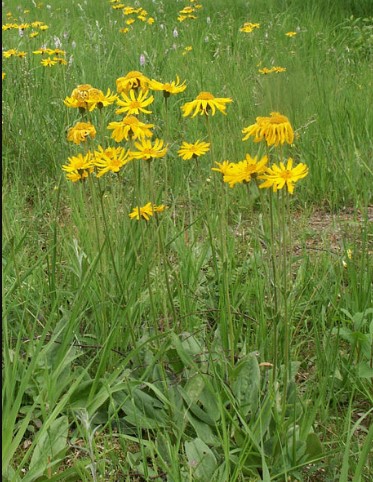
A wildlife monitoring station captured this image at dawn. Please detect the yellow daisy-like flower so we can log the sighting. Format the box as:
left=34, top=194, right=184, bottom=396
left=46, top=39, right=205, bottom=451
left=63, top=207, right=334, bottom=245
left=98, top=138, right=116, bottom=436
left=182, top=46, right=193, bottom=55
left=17, top=51, right=27, bottom=58
left=211, top=160, right=235, bottom=175
left=149, top=75, right=187, bottom=97
left=131, top=138, right=168, bottom=161
left=64, top=85, right=115, bottom=112
left=29, top=31, right=39, bottom=38
left=107, top=116, right=154, bottom=142
left=221, top=154, right=268, bottom=188
left=181, top=91, right=233, bottom=118
left=240, top=22, right=260, bottom=33
left=85, top=88, right=118, bottom=110
left=115, top=89, right=154, bottom=115
left=259, top=158, right=308, bottom=194
left=242, top=112, right=294, bottom=147
left=41, top=58, right=57, bottom=67
left=67, top=121, right=96, bottom=145
left=64, top=84, right=94, bottom=110
left=285, top=31, right=297, bottom=37
left=62, top=152, right=94, bottom=182
left=258, top=66, right=286, bottom=74
left=178, top=140, right=210, bottom=160
left=116, top=70, right=151, bottom=93
left=129, top=202, right=166, bottom=221
left=3, top=49, right=18, bottom=58
left=2, top=72, right=6, bottom=80
left=93, top=145, right=133, bottom=177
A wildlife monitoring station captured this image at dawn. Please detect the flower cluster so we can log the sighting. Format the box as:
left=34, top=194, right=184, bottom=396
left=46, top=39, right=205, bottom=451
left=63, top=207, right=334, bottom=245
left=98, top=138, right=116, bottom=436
left=213, top=112, right=308, bottom=194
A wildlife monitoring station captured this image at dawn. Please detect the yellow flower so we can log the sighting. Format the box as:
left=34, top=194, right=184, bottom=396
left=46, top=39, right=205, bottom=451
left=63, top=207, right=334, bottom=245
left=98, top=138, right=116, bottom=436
left=17, top=51, right=27, bottom=58
left=115, top=89, right=154, bottom=115
left=62, top=152, right=94, bottom=182
left=29, top=31, right=39, bottom=38
left=240, top=22, right=260, bottom=33
left=3, top=49, right=18, bottom=58
left=129, top=202, right=166, bottom=221
left=182, top=46, right=193, bottom=55
left=2, top=72, right=6, bottom=80
left=211, top=160, right=234, bottom=175
left=285, top=31, right=297, bottom=37
left=116, top=70, right=151, bottom=93
left=64, top=84, right=94, bottom=110
left=67, top=122, right=96, bottom=145
left=107, top=116, right=154, bottom=142
left=149, top=75, right=187, bottom=97
left=258, top=66, right=286, bottom=74
left=131, top=138, right=168, bottom=160
left=220, top=154, right=268, bottom=188
left=41, top=58, right=57, bottom=67
left=181, top=91, right=233, bottom=117
left=64, top=85, right=115, bottom=111
left=85, top=88, right=118, bottom=110
left=93, top=145, right=133, bottom=177
left=242, top=112, right=294, bottom=147
left=178, top=140, right=210, bottom=160
left=259, top=158, right=308, bottom=194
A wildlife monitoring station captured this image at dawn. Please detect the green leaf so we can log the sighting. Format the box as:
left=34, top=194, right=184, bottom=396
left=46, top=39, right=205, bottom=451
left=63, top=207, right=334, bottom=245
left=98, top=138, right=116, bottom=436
left=185, top=438, right=217, bottom=481
left=187, top=412, right=220, bottom=446
left=28, top=415, right=69, bottom=478
left=232, top=354, right=260, bottom=416
left=357, top=362, right=373, bottom=378
left=305, top=432, right=323, bottom=460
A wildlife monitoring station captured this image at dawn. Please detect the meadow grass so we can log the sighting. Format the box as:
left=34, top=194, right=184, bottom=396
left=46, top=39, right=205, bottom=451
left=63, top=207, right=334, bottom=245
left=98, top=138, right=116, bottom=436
left=2, top=0, right=373, bottom=481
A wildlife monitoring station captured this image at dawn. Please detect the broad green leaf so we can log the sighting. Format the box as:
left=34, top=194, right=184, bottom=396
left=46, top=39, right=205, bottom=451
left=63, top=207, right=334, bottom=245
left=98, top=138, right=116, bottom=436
left=305, top=432, right=323, bottom=459
left=232, top=354, right=260, bottom=416
left=28, top=415, right=68, bottom=478
left=185, top=438, right=217, bottom=481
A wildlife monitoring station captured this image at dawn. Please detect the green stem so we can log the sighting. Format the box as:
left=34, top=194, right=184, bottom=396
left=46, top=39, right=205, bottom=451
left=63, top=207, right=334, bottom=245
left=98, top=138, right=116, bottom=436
left=281, top=189, right=290, bottom=418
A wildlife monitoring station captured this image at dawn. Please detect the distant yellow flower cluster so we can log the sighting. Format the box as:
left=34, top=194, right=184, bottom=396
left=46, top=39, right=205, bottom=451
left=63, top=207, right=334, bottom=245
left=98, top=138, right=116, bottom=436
left=109, top=0, right=155, bottom=31
left=259, top=66, right=287, bottom=74
left=178, top=1, right=203, bottom=22
left=240, top=22, right=260, bottom=33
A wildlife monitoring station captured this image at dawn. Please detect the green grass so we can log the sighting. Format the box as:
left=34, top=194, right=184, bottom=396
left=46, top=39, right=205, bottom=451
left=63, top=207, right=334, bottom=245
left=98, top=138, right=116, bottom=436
left=2, top=0, right=373, bottom=480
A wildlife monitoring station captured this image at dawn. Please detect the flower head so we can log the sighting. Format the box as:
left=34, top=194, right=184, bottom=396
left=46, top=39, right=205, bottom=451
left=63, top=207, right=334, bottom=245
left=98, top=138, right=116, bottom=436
left=181, top=91, right=233, bottom=117
left=67, top=121, right=96, bottom=145
left=240, top=22, right=260, bottom=33
left=64, top=85, right=117, bottom=111
left=107, top=115, right=154, bottom=142
left=220, top=154, right=268, bottom=187
left=41, top=57, right=56, bottom=67
left=93, top=145, right=132, bottom=177
left=85, top=88, right=118, bottom=110
left=116, top=70, right=151, bottom=93
left=211, top=160, right=235, bottom=175
left=285, top=31, right=297, bottom=37
left=259, top=158, right=308, bottom=194
left=149, top=75, right=187, bottom=97
left=178, top=140, right=210, bottom=160
left=129, top=202, right=166, bottom=221
left=242, top=112, right=294, bottom=147
left=62, top=152, right=94, bottom=182
left=115, top=89, right=154, bottom=115
left=131, top=138, right=168, bottom=160
left=258, top=66, right=286, bottom=74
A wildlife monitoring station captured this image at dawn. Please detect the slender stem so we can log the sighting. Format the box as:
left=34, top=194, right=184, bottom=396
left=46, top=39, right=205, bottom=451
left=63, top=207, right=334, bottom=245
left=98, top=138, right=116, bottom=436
left=281, top=189, right=290, bottom=418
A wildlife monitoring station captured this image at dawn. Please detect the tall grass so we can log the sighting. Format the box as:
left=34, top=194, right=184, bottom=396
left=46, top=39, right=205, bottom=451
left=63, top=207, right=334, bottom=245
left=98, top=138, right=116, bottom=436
left=2, top=0, right=372, bottom=480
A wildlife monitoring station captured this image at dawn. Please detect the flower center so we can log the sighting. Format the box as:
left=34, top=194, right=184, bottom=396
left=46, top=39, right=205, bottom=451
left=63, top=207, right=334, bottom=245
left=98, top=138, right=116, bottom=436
left=124, top=116, right=138, bottom=125
left=281, top=170, right=292, bottom=180
left=197, top=91, right=215, bottom=100
left=269, top=112, right=288, bottom=124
